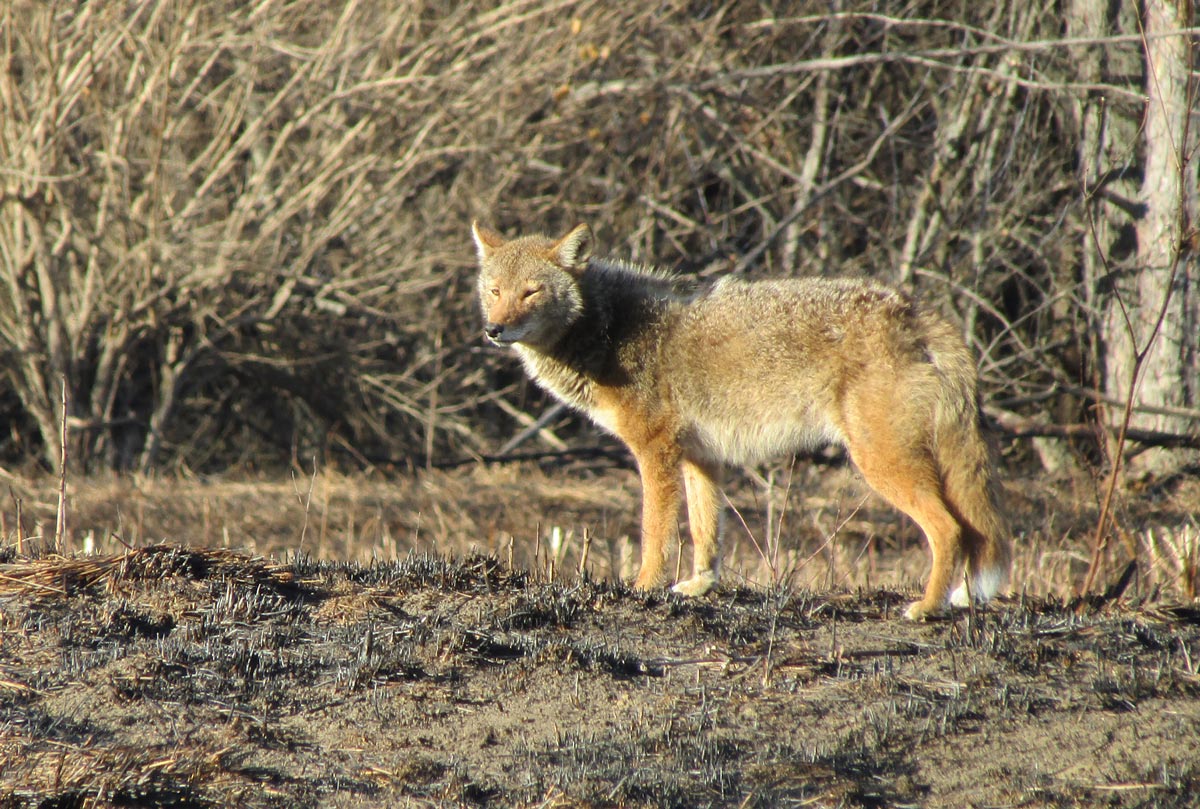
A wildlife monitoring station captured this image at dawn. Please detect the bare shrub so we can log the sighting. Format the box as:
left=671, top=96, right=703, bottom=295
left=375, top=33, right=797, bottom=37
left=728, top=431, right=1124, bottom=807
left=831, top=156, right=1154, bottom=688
left=0, top=0, right=485, bottom=472
left=0, top=0, right=1189, bottom=477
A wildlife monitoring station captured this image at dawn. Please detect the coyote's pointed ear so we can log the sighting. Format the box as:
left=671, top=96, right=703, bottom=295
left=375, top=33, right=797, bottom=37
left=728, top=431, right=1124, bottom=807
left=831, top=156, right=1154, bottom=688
left=472, top=221, right=504, bottom=261
left=552, top=223, right=593, bottom=270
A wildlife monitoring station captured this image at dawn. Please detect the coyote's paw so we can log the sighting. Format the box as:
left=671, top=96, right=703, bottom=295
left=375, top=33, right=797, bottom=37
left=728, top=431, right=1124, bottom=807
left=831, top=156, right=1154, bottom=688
left=671, top=572, right=717, bottom=598
left=903, top=599, right=949, bottom=621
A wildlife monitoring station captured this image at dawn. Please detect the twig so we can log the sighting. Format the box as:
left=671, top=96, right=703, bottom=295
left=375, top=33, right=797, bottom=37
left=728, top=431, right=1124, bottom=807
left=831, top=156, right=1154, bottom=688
left=54, top=376, right=68, bottom=554
left=578, top=528, right=591, bottom=579
left=986, top=408, right=1200, bottom=449
left=0, top=571, right=67, bottom=595
left=698, top=29, right=1200, bottom=101
left=437, top=446, right=632, bottom=471
left=291, top=457, right=319, bottom=556
left=497, top=402, right=569, bottom=454
left=425, top=327, right=443, bottom=470
left=533, top=522, right=541, bottom=582
left=10, top=487, right=25, bottom=555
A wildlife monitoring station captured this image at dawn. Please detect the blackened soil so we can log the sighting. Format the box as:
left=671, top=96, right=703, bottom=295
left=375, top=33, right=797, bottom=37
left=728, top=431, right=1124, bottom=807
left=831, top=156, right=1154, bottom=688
left=2, top=545, right=1199, bottom=807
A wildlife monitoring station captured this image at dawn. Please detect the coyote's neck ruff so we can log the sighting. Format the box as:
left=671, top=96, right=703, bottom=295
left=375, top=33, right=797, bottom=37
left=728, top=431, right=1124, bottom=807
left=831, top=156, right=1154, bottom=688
left=513, top=258, right=693, bottom=418
left=473, top=221, right=1009, bottom=620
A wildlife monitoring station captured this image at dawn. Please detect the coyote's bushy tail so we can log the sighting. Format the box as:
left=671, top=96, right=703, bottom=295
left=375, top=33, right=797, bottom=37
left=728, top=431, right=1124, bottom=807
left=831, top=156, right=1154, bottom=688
left=925, top=316, right=1010, bottom=604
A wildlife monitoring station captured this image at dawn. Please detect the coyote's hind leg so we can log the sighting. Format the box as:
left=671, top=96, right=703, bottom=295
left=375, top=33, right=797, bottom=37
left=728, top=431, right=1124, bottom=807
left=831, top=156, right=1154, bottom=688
left=846, top=435, right=963, bottom=620
left=673, top=459, right=723, bottom=597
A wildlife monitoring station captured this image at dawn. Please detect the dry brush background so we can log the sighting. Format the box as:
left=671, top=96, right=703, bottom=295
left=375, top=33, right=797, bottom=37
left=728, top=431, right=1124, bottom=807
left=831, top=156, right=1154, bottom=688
left=1, top=0, right=1198, bottom=599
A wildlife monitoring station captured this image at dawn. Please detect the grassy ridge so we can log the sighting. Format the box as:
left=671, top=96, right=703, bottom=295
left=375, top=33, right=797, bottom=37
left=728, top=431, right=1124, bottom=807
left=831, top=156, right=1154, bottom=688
left=2, top=544, right=1199, bottom=806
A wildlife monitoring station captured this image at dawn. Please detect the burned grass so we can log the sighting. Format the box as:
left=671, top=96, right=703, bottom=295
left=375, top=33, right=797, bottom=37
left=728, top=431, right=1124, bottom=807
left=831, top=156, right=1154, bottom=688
left=1, top=545, right=1199, bottom=807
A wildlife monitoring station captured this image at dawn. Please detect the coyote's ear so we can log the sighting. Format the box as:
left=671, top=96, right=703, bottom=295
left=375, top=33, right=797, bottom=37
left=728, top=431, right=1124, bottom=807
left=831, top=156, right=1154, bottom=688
left=471, top=221, right=504, bottom=260
left=552, top=223, right=593, bottom=270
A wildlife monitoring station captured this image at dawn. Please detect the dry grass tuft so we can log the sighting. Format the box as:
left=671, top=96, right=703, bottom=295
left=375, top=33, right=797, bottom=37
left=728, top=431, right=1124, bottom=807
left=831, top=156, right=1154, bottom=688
left=0, top=543, right=295, bottom=599
left=0, top=743, right=240, bottom=808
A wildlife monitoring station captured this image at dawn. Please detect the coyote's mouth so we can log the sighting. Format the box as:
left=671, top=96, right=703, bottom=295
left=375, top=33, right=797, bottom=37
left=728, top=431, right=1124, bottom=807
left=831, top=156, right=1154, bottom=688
left=486, top=332, right=519, bottom=347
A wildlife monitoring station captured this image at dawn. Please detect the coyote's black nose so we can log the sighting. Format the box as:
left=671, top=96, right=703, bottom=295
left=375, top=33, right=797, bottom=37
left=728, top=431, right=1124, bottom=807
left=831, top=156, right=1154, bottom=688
left=484, top=323, right=504, bottom=340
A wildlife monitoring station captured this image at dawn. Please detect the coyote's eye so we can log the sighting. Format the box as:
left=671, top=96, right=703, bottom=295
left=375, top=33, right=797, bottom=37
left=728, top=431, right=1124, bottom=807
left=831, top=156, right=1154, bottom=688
left=489, top=287, right=500, bottom=298
left=523, top=285, right=543, bottom=300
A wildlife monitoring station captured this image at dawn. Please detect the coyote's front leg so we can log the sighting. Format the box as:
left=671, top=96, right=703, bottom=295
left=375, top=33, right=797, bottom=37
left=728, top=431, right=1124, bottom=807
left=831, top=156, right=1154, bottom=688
left=631, top=442, right=682, bottom=590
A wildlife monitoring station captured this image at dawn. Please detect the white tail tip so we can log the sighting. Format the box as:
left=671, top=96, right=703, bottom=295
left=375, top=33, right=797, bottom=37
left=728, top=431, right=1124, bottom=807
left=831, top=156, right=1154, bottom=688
left=949, top=566, right=1007, bottom=607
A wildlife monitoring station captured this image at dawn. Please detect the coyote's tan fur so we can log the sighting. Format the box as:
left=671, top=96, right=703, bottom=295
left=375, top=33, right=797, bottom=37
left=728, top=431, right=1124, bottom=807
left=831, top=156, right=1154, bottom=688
left=472, top=221, right=1009, bottom=619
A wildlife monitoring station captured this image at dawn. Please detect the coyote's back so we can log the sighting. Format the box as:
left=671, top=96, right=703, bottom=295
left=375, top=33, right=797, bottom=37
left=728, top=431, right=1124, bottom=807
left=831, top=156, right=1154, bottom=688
left=473, top=221, right=1009, bottom=620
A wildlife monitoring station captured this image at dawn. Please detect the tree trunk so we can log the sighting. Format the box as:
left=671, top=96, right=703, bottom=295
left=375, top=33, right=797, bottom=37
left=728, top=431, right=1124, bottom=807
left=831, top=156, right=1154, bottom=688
left=1114, top=0, right=1198, bottom=475
left=1074, top=0, right=1198, bottom=476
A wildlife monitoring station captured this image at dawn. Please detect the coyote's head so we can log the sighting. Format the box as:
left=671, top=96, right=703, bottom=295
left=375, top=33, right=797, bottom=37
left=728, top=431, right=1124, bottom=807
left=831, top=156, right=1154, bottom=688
left=472, top=222, right=590, bottom=349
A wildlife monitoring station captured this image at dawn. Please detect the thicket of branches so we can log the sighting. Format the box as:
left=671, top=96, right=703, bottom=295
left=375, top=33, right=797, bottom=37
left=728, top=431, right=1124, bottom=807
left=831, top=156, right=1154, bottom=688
left=0, top=0, right=1194, bottom=475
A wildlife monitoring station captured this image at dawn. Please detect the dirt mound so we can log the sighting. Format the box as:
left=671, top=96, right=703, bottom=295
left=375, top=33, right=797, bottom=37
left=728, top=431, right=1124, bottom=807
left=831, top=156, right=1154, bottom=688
left=2, top=544, right=1199, bottom=807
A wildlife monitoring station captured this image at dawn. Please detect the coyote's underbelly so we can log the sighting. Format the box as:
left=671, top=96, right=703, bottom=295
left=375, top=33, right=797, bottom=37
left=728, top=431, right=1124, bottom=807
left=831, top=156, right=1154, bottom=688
left=683, top=405, right=845, bottom=467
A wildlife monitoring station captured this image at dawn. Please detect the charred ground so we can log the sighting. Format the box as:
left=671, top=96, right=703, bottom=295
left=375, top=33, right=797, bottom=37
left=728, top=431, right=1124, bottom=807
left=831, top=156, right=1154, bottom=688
left=2, top=544, right=1199, bottom=808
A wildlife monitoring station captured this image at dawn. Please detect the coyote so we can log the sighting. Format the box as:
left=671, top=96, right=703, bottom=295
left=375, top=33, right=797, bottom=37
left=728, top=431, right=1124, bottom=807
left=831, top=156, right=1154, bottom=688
left=472, top=221, right=1009, bottom=619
